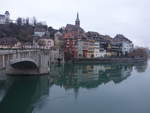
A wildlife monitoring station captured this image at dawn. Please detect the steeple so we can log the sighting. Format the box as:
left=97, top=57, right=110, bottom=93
left=75, top=12, right=80, bottom=27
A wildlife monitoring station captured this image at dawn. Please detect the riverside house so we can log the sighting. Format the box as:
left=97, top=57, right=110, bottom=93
left=112, top=34, right=134, bottom=56
left=76, top=40, right=106, bottom=58
left=37, top=37, right=54, bottom=49
left=0, top=37, right=18, bottom=48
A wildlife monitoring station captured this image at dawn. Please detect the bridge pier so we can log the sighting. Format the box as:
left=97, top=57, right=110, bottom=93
left=0, top=53, right=14, bottom=69
left=2, top=55, right=5, bottom=68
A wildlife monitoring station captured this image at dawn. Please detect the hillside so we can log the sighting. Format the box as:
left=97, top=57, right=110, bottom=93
left=0, top=23, right=34, bottom=42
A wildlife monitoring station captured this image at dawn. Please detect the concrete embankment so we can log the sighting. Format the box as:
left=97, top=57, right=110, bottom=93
left=72, top=57, right=146, bottom=64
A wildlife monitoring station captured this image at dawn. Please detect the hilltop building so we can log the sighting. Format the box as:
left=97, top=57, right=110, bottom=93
left=34, top=25, right=48, bottom=37
left=0, top=11, right=10, bottom=24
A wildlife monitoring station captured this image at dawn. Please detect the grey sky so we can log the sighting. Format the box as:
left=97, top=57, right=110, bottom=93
left=1, top=0, right=150, bottom=48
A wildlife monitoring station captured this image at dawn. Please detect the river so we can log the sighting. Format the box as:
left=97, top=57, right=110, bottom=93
left=0, top=61, right=149, bottom=113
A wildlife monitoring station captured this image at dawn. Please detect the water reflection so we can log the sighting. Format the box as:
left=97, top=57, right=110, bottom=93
left=0, top=76, right=49, bottom=113
left=50, top=62, right=148, bottom=89
left=0, top=62, right=148, bottom=113
left=134, top=62, right=148, bottom=73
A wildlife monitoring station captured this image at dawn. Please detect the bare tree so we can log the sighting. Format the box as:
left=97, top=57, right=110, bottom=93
left=128, top=47, right=148, bottom=60
left=33, top=17, right=37, bottom=26
left=26, top=17, right=29, bottom=25
left=16, top=17, right=22, bottom=26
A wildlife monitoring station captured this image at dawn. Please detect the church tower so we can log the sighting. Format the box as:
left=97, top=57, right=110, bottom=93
left=75, top=12, right=80, bottom=27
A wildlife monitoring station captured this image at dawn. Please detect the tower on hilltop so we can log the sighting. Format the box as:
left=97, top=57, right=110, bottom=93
left=75, top=12, right=80, bottom=27
left=5, top=11, right=10, bottom=23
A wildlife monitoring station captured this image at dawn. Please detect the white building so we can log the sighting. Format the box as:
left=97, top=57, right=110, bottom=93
left=34, top=27, right=47, bottom=37
left=76, top=40, right=89, bottom=58
left=54, top=32, right=64, bottom=47
left=38, top=38, right=54, bottom=49
left=122, top=42, right=134, bottom=55
left=76, top=40, right=106, bottom=58
left=93, top=42, right=106, bottom=58
left=93, top=42, right=100, bottom=58
left=34, top=32, right=46, bottom=37
left=0, top=11, right=10, bottom=24
left=76, top=40, right=84, bottom=57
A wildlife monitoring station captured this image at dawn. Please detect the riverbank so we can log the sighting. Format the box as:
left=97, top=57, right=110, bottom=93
left=72, top=57, right=146, bottom=64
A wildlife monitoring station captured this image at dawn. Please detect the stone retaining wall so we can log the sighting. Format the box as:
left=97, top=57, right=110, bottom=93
left=73, top=57, right=145, bottom=64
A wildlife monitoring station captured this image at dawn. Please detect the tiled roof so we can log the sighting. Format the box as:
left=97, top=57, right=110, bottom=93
left=65, top=24, right=84, bottom=33
left=113, top=34, right=132, bottom=43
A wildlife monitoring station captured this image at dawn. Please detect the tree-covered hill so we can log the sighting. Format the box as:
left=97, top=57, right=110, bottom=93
left=0, top=23, right=34, bottom=42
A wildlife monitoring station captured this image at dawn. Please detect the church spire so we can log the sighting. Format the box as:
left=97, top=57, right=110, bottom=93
left=76, top=12, right=79, bottom=21
left=75, top=12, right=80, bottom=27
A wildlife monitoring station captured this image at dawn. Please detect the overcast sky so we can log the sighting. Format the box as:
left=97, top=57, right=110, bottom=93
left=1, top=0, right=150, bottom=48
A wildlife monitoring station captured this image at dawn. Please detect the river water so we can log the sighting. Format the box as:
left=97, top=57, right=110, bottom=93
left=0, top=61, right=150, bottom=113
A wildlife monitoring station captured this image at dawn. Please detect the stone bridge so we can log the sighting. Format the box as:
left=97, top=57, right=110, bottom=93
left=0, top=49, right=51, bottom=75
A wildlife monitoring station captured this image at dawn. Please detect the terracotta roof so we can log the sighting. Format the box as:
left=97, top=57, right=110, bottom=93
left=65, top=24, right=84, bottom=33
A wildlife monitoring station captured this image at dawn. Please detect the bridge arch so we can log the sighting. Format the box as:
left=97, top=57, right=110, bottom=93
left=10, top=58, right=39, bottom=69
